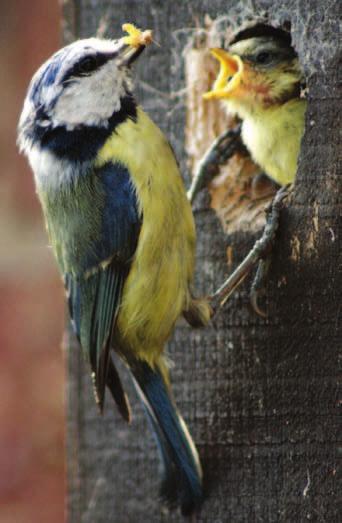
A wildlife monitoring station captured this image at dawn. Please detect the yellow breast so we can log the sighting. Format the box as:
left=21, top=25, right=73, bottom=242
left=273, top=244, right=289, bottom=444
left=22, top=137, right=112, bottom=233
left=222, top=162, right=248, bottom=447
left=96, top=107, right=195, bottom=363
left=241, top=98, right=306, bottom=185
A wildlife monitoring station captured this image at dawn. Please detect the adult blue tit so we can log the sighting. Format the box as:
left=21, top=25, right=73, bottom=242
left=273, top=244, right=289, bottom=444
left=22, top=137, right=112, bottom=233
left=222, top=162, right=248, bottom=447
left=18, top=24, right=210, bottom=516
left=204, top=25, right=306, bottom=186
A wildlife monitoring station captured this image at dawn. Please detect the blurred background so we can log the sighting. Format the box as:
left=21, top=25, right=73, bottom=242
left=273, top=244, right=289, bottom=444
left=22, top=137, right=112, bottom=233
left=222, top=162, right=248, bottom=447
left=0, top=2, right=65, bottom=522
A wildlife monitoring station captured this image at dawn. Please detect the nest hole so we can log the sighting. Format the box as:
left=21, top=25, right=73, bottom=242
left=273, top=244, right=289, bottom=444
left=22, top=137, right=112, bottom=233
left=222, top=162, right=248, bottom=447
left=184, top=19, right=293, bottom=236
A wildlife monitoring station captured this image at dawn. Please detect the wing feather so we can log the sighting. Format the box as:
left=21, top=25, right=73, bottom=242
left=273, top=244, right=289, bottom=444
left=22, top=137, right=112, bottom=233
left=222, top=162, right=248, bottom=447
left=64, top=161, right=140, bottom=417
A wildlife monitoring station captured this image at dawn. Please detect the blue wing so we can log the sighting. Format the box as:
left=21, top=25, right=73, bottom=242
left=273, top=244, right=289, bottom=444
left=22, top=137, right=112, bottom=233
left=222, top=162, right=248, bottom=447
left=65, top=161, right=141, bottom=416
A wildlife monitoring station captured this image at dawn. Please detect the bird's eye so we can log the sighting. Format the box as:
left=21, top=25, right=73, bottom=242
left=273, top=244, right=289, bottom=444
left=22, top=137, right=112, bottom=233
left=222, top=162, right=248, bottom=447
left=62, top=54, right=108, bottom=84
left=255, top=51, right=273, bottom=65
left=76, top=56, right=99, bottom=75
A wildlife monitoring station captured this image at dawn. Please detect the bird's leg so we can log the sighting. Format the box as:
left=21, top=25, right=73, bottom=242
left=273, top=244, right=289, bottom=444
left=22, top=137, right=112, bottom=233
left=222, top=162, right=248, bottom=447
left=187, top=124, right=247, bottom=204
left=209, top=185, right=291, bottom=317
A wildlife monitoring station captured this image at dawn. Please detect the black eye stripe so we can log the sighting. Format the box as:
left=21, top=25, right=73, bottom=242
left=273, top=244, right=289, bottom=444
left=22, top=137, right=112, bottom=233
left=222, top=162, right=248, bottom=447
left=77, top=56, right=99, bottom=73
left=62, top=51, right=117, bottom=83
left=243, top=46, right=296, bottom=66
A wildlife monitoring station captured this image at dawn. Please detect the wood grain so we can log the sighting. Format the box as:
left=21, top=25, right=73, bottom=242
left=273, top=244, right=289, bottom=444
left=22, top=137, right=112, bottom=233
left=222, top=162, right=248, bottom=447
left=64, top=1, right=341, bottom=521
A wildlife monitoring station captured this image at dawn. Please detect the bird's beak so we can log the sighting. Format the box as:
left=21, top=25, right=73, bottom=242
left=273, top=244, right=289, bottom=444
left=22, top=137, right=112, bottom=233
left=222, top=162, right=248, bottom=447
left=203, top=48, right=244, bottom=100
left=116, top=42, right=146, bottom=66
left=117, top=23, right=153, bottom=67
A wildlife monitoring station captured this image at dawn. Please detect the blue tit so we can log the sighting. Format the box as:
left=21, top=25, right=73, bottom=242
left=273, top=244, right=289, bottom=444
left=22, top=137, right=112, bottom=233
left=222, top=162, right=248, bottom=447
left=18, top=25, right=211, bottom=516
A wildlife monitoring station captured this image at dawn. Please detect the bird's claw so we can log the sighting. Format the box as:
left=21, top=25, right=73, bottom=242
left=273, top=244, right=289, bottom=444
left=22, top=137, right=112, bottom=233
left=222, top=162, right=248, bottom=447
left=208, top=184, right=292, bottom=318
left=249, top=258, right=270, bottom=317
left=250, top=287, right=266, bottom=317
left=248, top=184, right=292, bottom=316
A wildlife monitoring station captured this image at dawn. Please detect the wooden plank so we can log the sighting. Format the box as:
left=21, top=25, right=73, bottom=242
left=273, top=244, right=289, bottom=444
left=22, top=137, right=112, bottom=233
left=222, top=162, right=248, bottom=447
left=64, top=1, right=341, bottom=521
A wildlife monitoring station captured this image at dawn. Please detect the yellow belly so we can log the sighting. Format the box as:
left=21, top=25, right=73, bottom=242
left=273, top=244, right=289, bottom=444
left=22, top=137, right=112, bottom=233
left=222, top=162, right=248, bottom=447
left=96, top=108, right=195, bottom=364
left=241, top=99, right=306, bottom=185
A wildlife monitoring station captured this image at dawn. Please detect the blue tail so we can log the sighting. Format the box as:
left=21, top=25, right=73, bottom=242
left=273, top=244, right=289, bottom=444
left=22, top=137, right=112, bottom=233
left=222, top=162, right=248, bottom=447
left=130, top=361, right=203, bottom=516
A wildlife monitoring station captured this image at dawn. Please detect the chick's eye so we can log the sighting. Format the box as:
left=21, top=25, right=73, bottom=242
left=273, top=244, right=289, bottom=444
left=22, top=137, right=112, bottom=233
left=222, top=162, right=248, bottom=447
left=256, top=51, right=273, bottom=65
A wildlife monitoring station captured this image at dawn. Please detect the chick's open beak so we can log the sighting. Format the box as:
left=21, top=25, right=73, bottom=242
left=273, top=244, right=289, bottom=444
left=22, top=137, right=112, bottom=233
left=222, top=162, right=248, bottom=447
left=203, top=48, right=244, bottom=100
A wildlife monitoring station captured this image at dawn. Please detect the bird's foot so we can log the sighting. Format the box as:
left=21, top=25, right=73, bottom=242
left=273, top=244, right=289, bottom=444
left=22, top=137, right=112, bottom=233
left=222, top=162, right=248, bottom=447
left=187, top=124, right=246, bottom=204
left=209, top=184, right=292, bottom=317
left=249, top=183, right=292, bottom=315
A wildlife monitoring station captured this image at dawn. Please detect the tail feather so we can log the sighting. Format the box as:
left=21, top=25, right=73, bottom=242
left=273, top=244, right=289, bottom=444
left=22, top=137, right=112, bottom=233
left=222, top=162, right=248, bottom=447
left=139, top=400, right=179, bottom=506
left=130, top=361, right=203, bottom=516
left=106, top=356, right=131, bottom=422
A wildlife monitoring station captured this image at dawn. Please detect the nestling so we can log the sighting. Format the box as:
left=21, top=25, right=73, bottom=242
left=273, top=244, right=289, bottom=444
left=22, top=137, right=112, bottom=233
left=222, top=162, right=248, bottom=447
left=204, top=25, right=306, bottom=186
left=18, top=24, right=210, bottom=516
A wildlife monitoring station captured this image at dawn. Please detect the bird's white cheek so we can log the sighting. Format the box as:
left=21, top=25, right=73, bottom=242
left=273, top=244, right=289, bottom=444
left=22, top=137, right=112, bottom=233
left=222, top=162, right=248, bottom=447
left=52, top=63, right=127, bottom=129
